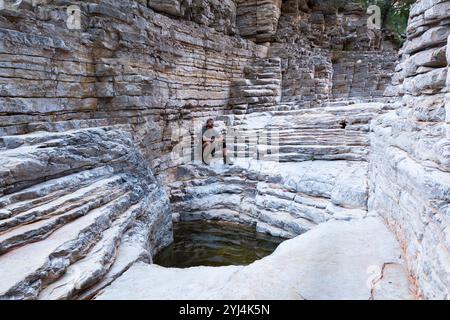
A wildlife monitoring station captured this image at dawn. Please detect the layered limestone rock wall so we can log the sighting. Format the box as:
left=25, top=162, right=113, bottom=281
left=269, top=0, right=399, bottom=106
left=229, top=57, right=282, bottom=115
left=369, top=0, right=450, bottom=299
left=153, top=0, right=400, bottom=241
left=331, top=51, right=398, bottom=100
left=0, top=126, right=172, bottom=299
left=236, top=0, right=282, bottom=43
left=169, top=160, right=369, bottom=238
left=147, top=0, right=238, bottom=35
left=0, top=0, right=426, bottom=300
left=0, top=0, right=266, bottom=299
left=0, top=0, right=266, bottom=173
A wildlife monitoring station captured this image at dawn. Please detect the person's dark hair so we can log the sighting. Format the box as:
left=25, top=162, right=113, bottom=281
left=203, top=118, right=214, bottom=135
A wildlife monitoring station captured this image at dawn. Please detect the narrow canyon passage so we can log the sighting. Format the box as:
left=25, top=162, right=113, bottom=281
left=0, top=0, right=449, bottom=300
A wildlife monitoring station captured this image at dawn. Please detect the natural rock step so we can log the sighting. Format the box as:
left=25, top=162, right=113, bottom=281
left=240, top=125, right=367, bottom=133
left=229, top=96, right=279, bottom=105
left=268, top=108, right=383, bottom=118
left=232, top=78, right=281, bottom=86
left=0, top=119, right=113, bottom=140
left=0, top=175, right=127, bottom=234
left=0, top=127, right=115, bottom=151
left=0, top=178, right=129, bottom=255
left=231, top=149, right=367, bottom=161
left=230, top=141, right=367, bottom=153
left=278, top=130, right=357, bottom=137
left=252, top=72, right=281, bottom=79
left=256, top=221, right=293, bottom=239
left=245, top=64, right=281, bottom=70
left=274, top=127, right=368, bottom=133
left=280, top=140, right=367, bottom=147
left=277, top=153, right=367, bottom=162
left=241, top=89, right=277, bottom=97
left=0, top=190, right=137, bottom=299
left=232, top=84, right=280, bottom=91
left=251, top=79, right=282, bottom=86
left=257, top=209, right=317, bottom=236
left=269, top=121, right=370, bottom=128
left=267, top=127, right=370, bottom=135
left=251, top=59, right=281, bottom=67
left=247, top=106, right=281, bottom=113
left=247, top=62, right=281, bottom=69
left=256, top=194, right=327, bottom=224
left=37, top=200, right=146, bottom=300
left=278, top=144, right=367, bottom=152
left=277, top=129, right=369, bottom=136
left=231, top=104, right=248, bottom=111
left=232, top=132, right=368, bottom=144
left=0, top=167, right=115, bottom=219
left=264, top=102, right=386, bottom=116
left=232, top=109, right=247, bottom=115
left=230, top=57, right=282, bottom=116
left=277, top=133, right=368, bottom=139
left=245, top=69, right=282, bottom=77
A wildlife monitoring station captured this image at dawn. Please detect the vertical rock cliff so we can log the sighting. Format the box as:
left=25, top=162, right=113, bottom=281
left=369, top=0, right=450, bottom=299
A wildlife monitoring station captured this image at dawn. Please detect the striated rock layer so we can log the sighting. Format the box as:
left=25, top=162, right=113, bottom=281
left=169, top=159, right=369, bottom=239
left=95, top=218, right=413, bottom=300
left=0, top=0, right=266, bottom=174
left=369, top=0, right=450, bottom=299
left=0, top=126, right=172, bottom=299
left=0, top=0, right=436, bottom=300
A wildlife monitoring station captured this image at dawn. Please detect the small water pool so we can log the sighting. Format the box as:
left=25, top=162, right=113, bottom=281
left=154, top=221, right=285, bottom=268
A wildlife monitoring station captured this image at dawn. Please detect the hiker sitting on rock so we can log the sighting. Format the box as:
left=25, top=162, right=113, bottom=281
left=202, top=118, right=233, bottom=165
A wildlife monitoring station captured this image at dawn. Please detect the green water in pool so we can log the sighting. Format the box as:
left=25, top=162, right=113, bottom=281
left=154, top=221, right=286, bottom=268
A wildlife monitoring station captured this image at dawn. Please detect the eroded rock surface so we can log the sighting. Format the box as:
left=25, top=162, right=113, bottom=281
left=169, top=159, right=369, bottom=238
left=1, top=0, right=444, bottom=300
left=0, top=126, right=172, bottom=300
left=95, top=218, right=413, bottom=300
left=369, top=0, right=450, bottom=299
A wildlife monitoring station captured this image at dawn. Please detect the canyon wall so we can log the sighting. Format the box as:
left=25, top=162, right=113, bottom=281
left=0, top=0, right=267, bottom=299
left=0, top=0, right=421, bottom=300
left=0, top=0, right=266, bottom=174
left=369, top=0, right=450, bottom=299
left=169, top=159, right=369, bottom=238
left=236, top=0, right=282, bottom=43
left=268, top=0, right=399, bottom=106
left=148, top=0, right=238, bottom=35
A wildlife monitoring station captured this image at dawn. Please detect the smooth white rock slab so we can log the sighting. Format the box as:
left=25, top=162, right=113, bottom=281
left=95, top=217, right=413, bottom=300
